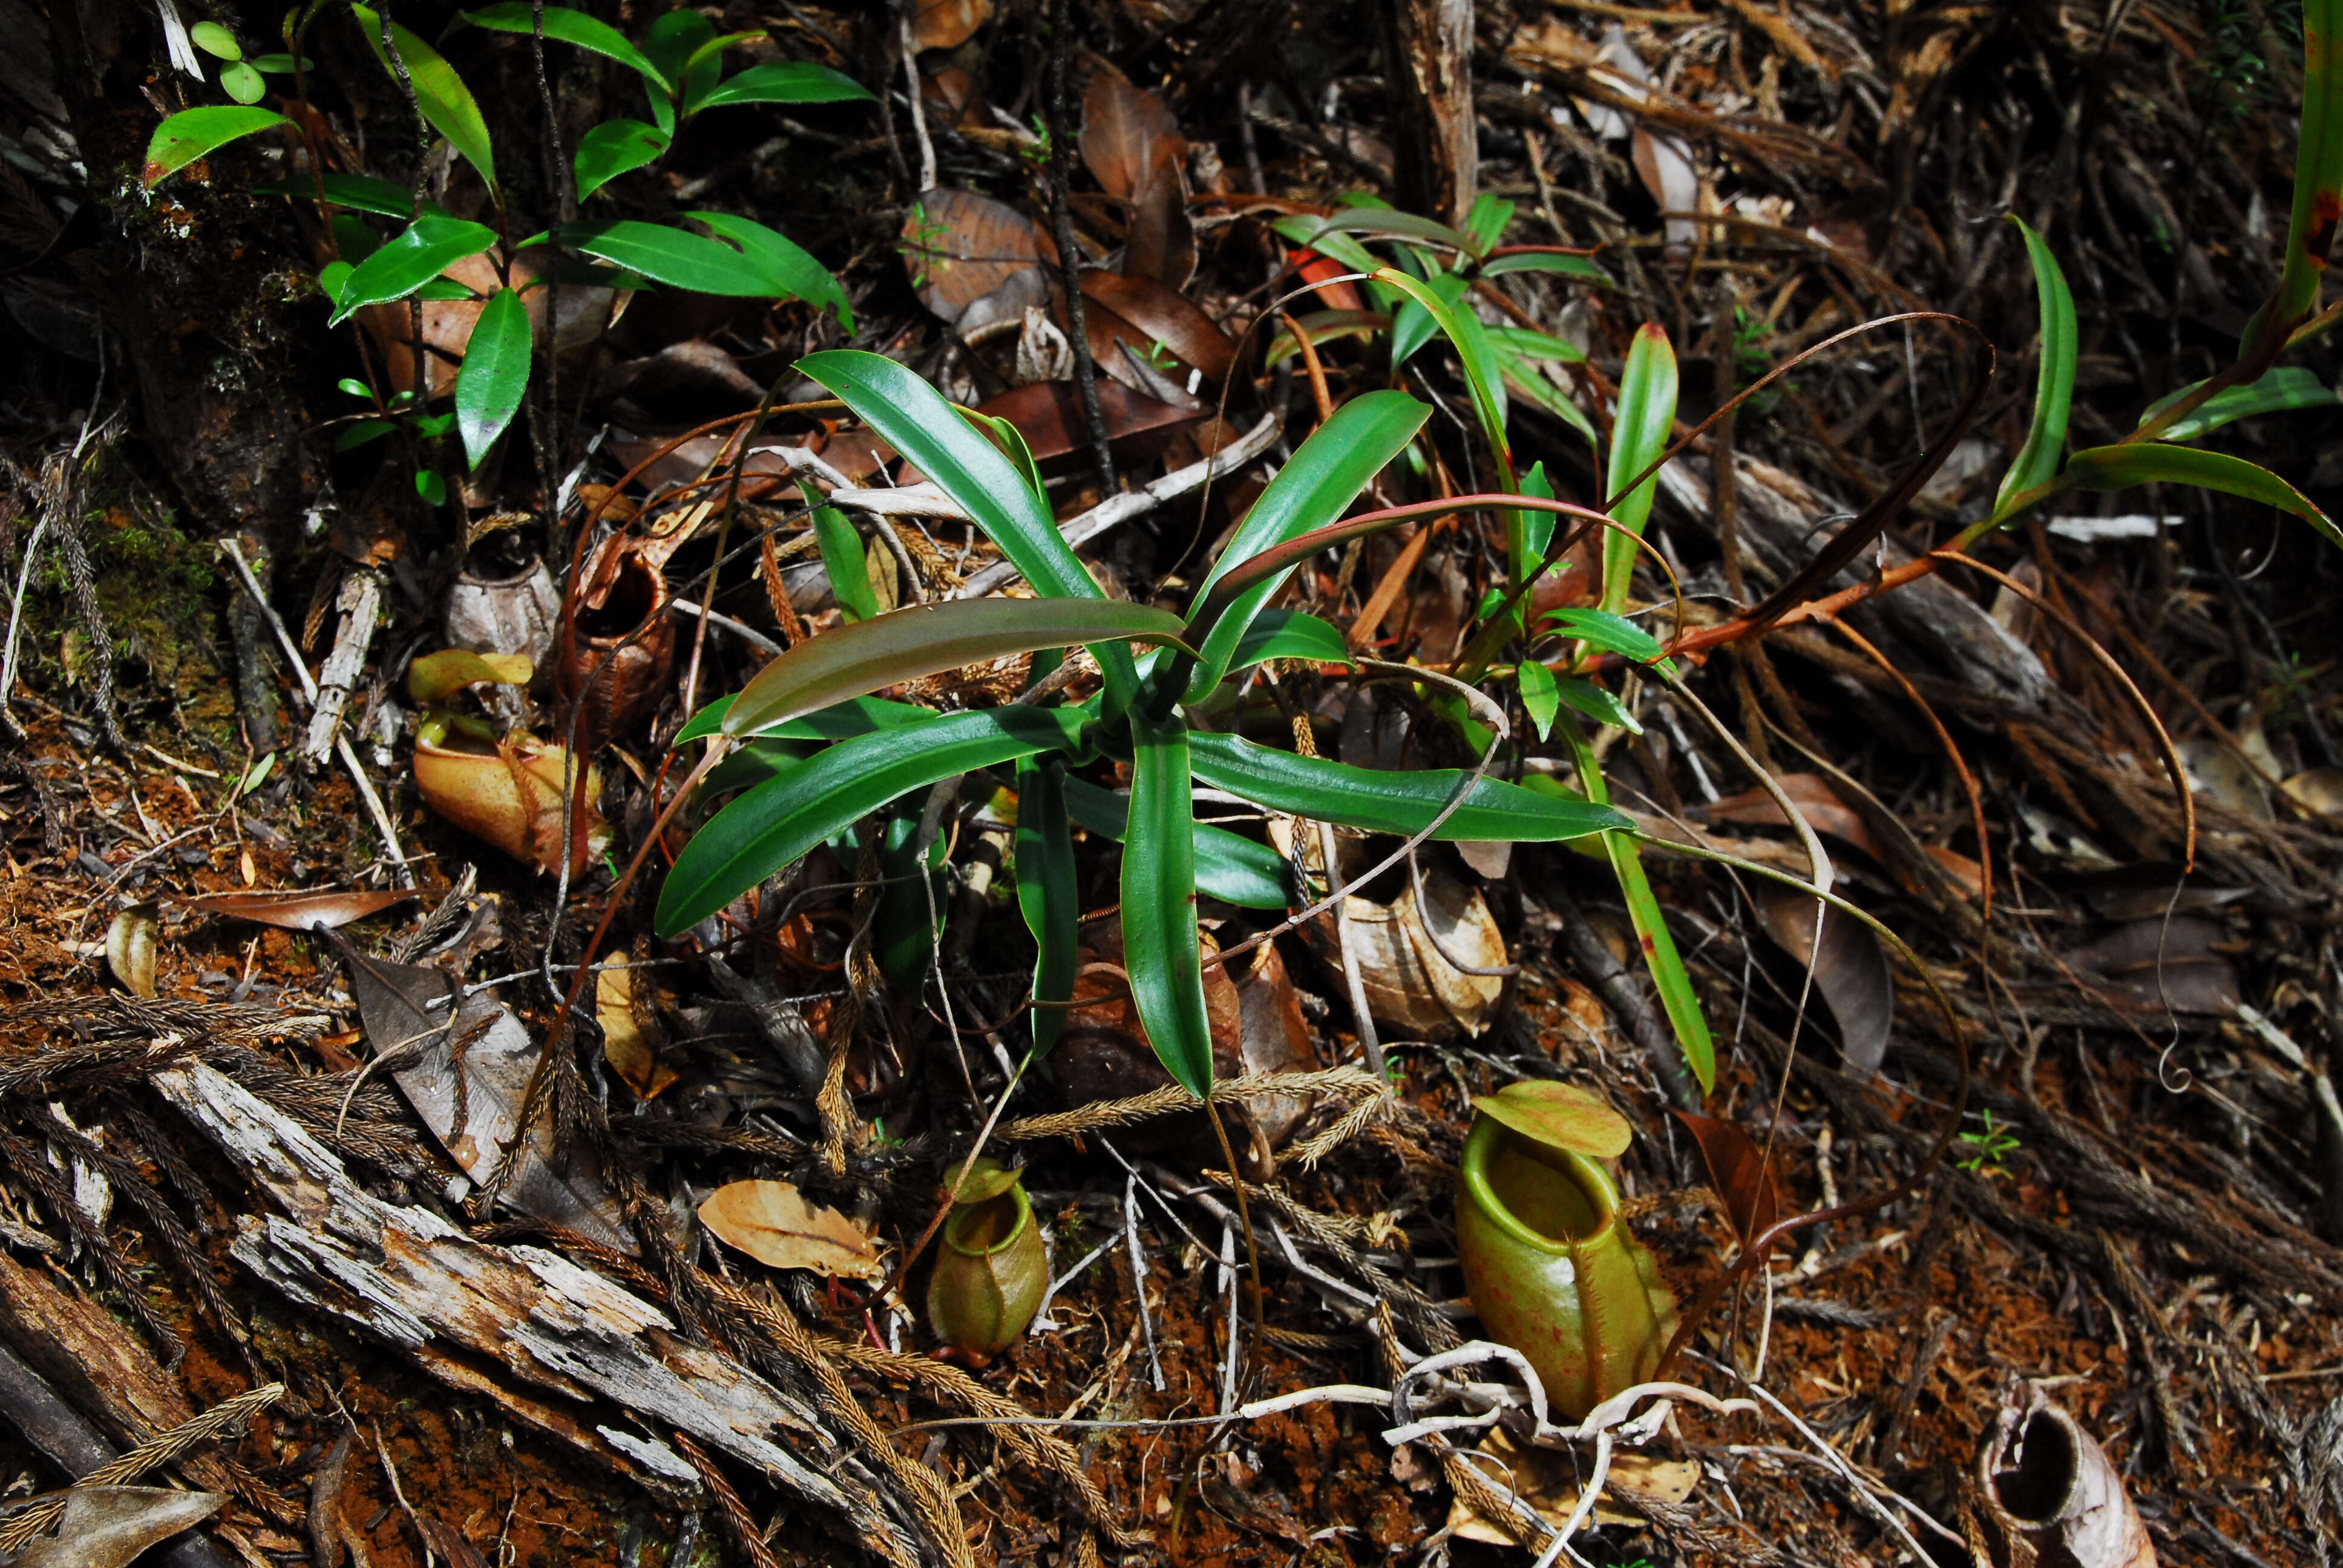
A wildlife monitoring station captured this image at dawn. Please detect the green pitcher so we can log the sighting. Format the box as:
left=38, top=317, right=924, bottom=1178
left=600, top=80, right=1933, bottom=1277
left=1456, top=1082, right=1679, bottom=1419
left=926, top=1160, right=1048, bottom=1361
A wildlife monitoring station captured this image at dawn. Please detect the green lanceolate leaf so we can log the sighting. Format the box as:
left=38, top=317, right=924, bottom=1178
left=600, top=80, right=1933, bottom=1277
left=454, top=285, right=529, bottom=469
left=1015, top=757, right=1078, bottom=1053
left=1602, top=323, right=1677, bottom=614
left=676, top=691, right=937, bottom=744
left=875, top=812, right=945, bottom=988
left=798, top=350, right=1140, bottom=703
left=1610, top=829, right=1714, bottom=1092
left=1121, top=713, right=1214, bottom=1096
left=1487, top=325, right=1587, bottom=364
left=2063, top=443, right=2343, bottom=552
left=687, top=212, right=852, bottom=328
left=1540, top=607, right=1674, bottom=671
left=327, top=215, right=499, bottom=326
left=811, top=505, right=877, bottom=621
left=1294, top=207, right=1480, bottom=262
left=1375, top=267, right=1510, bottom=462
left=1188, top=732, right=1631, bottom=843
left=657, top=707, right=1087, bottom=934
left=642, top=8, right=716, bottom=132
left=1991, top=217, right=2077, bottom=522
left=1464, top=194, right=1515, bottom=257
left=1182, top=390, right=1427, bottom=703
left=2260, top=0, right=2343, bottom=341
left=1387, top=269, right=1468, bottom=370
left=1480, top=250, right=1611, bottom=284
left=698, top=61, right=873, bottom=109
left=255, top=171, right=437, bottom=217
left=1518, top=659, right=1560, bottom=740
left=1229, top=608, right=1353, bottom=673
left=143, top=105, right=289, bottom=188
left=463, top=4, right=669, bottom=89
left=1064, top=777, right=1289, bottom=910
left=573, top=120, right=668, bottom=201
left=722, top=597, right=1187, bottom=738
left=562, top=218, right=801, bottom=298
left=352, top=5, right=496, bottom=194
left=1501, top=350, right=1599, bottom=449
left=1548, top=673, right=1640, bottom=734
left=2140, top=366, right=2341, bottom=442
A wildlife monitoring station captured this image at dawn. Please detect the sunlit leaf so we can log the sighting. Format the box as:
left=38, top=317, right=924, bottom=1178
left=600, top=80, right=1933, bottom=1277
left=142, top=105, right=289, bottom=188
left=1602, top=322, right=1677, bottom=613
left=1188, top=733, right=1631, bottom=842
left=698, top=60, right=873, bottom=109
left=573, top=119, right=667, bottom=201
left=454, top=285, right=530, bottom=469
left=687, top=211, right=853, bottom=327
left=464, top=3, right=670, bottom=90
left=2140, top=365, right=2340, bottom=442
left=722, top=597, right=1185, bottom=737
left=811, top=504, right=876, bottom=621
left=655, top=707, right=1088, bottom=935
left=1541, top=607, right=1674, bottom=671
left=1122, top=713, right=1213, bottom=1096
left=1518, top=659, right=1560, bottom=740
left=1182, top=390, right=1426, bottom=702
left=326, top=215, right=498, bottom=326
left=1475, top=1079, right=1631, bottom=1158
left=798, top=350, right=1139, bottom=703
left=2064, top=442, right=2343, bottom=552
left=1228, top=608, right=1353, bottom=672
left=352, top=5, right=496, bottom=193
left=562, top=217, right=796, bottom=297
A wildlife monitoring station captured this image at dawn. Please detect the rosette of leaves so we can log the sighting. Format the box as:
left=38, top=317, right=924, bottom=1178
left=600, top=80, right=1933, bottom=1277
left=652, top=351, right=1633, bottom=1099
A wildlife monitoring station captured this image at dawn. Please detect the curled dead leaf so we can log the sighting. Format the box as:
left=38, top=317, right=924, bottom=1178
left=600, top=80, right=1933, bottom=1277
left=413, top=733, right=609, bottom=878
left=699, top=1180, right=884, bottom=1281
left=597, top=959, right=678, bottom=1100
left=179, top=886, right=418, bottom=931
left=1979, top=1392, right=2157, bottom=1568
left=1311, top=868, right=1506, bottom=1039
left=1445, top=1426, right=1696, bottom=1543
left=0, top=1485, right=226, bottom=1568
left=103, top=904, right=156, bottom=999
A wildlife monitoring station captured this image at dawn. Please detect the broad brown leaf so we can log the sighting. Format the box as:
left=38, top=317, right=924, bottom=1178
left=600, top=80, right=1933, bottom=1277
left=1079, top=272, right=1234, bottom=384
left=699, top=1180, right=884, bottom=1280
left=1080, top=69, right=1183, bottom=201
left=911, top=0, right=988, bottom=50
left=180, top=886, right=418, bottom=930
left=1752, top=886, right=1896, bottom=1074
left=902, top=189, right=1054, bottom=325
left=1673, top=1111, right=1782, bottom=1250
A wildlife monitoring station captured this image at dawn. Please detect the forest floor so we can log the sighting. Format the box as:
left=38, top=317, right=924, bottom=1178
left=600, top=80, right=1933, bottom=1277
left=2, top=2, right=2342, bottom=1566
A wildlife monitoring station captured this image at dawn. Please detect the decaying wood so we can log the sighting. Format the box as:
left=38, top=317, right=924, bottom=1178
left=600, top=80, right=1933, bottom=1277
left=1658, top=454, right=2054, bottom=711
left=150, top=1062, right=929, bottom=1567
left=301, top=567, right=384, bottom=767
left=1380, top=0, right=1478, bottom=227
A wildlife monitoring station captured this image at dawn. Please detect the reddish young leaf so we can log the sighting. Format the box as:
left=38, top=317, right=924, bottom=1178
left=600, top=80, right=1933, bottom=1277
left=180, top=887, right=420, bottom=931
left=1673, top=1111, right=1782, bottom=1250
left=1290, top=248, right=1365, bottom=312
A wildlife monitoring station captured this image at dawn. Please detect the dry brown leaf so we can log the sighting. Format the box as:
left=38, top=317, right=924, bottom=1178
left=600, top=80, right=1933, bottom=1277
left=597, top=960, right=678, bottom=1100
left=972, top=377, right=1205, bottom=465
left=1752, top=885, right=1895, bottom=1074
left=902, top=189, right=1055, bottom=326
left=700, top=1180, right=884, bottom=1281
left=1080, top=69, right=1183, bottom=202
left=1703, top=773, right=1887, bottom=866
left=2284, top=766, right=2343, bottom=815
left=1444, top=1426, right=1696, bottom=1543
left=103, top=904, right=156, bottom=999
left=911, top=0, right=988, bottom=51
left=1078, top=272, right=1234, bottom=384
left=180, top=886, right=418, bottom=930
left=0, top=1486, right=226, bottom=1568
left=1316, top=869, right=1505, bottom=1039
